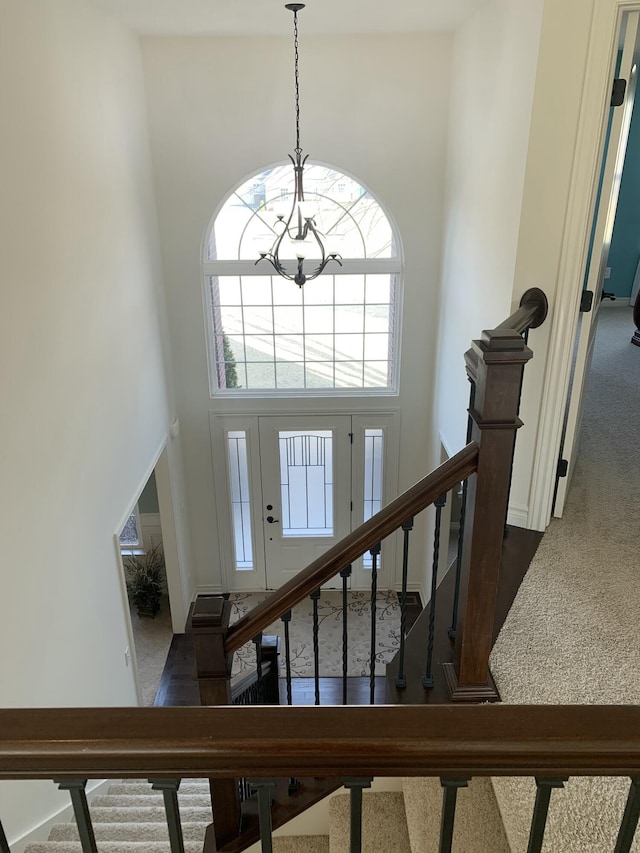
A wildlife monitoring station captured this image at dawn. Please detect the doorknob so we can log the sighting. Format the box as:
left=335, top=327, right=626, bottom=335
left=266, top=515, right=279, bottom=524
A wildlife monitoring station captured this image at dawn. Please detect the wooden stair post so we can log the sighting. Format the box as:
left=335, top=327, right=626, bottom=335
left=443, top=326, right=533, bottom=702
left=192, top=595, right=242, bottom=850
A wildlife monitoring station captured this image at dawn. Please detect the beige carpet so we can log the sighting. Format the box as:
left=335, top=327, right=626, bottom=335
left=490, top=307, right=640, bottom=851
left=229, top=590, right=401, bottom=678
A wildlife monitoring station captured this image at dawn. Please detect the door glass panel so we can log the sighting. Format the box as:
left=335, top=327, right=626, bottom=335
left=278, top=431, right=333, bottom=537
left=227, top=430, right=253, bottom=569
left=363, top=428, right=384, bottom=568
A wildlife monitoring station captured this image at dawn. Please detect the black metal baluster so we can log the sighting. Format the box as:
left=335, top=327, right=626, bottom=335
left=55, top=780, right=98, bottom=853
left=614, top=777, right=640, bottom=853
left=253, top=632, right=264, bottom=703
left=340, top=565, right=352, bottom=705
left=423, top=493, right=447, bottom=688
left=395, top=517, right=414, bottom=689
left=369, top=543, right=381, bottom=705
left=527, top=777, right=567, bottom=853
left=248, top=779, right=277, bottom=853
left=0, top=819, right=10, bottom=853
left=344, top=777, right=373, bottom=853
left=449, top=377, right=476, bottom=640
left=281, top=610, right=293, bottom=706
left=150, top=779, right=185, bottom=853
left=311, top=588, right=321, bottom=706
left=439, top=778, right=468, bottom=853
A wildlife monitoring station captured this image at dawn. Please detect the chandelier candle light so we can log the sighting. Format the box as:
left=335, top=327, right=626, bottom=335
left=256, top=3, right=342, bottom=287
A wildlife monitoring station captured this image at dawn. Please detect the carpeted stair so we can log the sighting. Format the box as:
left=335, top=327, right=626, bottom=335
left=24, top=780, right=211, bottom=853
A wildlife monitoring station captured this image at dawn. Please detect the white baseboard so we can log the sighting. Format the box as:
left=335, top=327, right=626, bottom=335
left=192, top=584, right=224, bottom=600
left=507, top=503, right=529, bottom=528
left=9, top=780, right=110, bottom=853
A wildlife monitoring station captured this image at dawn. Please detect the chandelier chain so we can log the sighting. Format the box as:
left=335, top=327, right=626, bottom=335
left=293, top=9, right=301, bottom=154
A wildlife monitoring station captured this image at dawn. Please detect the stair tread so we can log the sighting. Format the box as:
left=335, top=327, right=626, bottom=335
left=92, top=793, right=210, bottom=808
left=329, top=791, right=411, bottom=853
left=49, top=821, right=207, bottom=842
left=273, top=836, right=330, bottom=852
left=402, top=777, right=510, bottom=853
left=87, top=805, right=212, bottom=822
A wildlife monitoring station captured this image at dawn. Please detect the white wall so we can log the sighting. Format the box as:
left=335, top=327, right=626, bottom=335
left=0, top=0, right=174, bottom=844
left=434, top=0, right=544, bottom=524
left=141, top=33, right=453, bottom=594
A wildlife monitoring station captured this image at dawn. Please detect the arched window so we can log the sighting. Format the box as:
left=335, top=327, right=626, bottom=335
left=203, top=163, right=402, bottom=394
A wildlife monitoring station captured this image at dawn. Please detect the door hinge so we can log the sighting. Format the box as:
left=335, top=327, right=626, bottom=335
left=349, top=432, right=353, bottom=444
left=557, top=458, right=568, bottom=478
left=611, top=78, right=627, bottom=107
left=350, top=501, right=353, bottom=512
left=580, top=290, right=594, bottom=313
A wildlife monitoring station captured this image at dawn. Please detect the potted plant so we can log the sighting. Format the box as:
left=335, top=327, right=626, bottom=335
left=124, top=543, right=165, bottom=618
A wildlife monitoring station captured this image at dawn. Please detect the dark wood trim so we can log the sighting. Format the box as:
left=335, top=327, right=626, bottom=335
left=225, top=442, right=480, bottom=655
left=496, top=287, right=549, bottom=333
left=1, top=706, right=640, bottom=778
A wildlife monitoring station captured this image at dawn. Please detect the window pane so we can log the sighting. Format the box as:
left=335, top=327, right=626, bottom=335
left=243, top=306, right=273, bottom=335
left=219, top=306, right=243, bottom=336
left=363, top=429, right=384, bottom=568
left=304, top=306, right=334, bottom=334
left=215, top=276, right=241, bottom=306
left=246, top=362, right=276, bottom=388
left=335, top=334, right=364, bottom=360
left=279, top=431, right=333, bottom=537
left=335, top=306, right=364, bottom=334
left=227, top=431, right=253, bottom=570
left=119, top=511, right=140, bottom=548
left=365, top=275, right=392, bottom=303
left=276, top=362, right=305, bottom=388
left=306, top=363, right=334, bottom=387
left=241, top=276, right=273, bottom=305
left=335, top=361, right=364, bottom=387
left=335, top=275, right=365, bottom=305
left=273, top=306, right=303, bottom=333
left=305, top=334, right=333, bottom=361
left=364, top=334, right=389, bottom=361
left=365, top=304, right=390, bottom=333
left=244, top=335, right=275, bottom=361
left=303, top=276, right=334, bottom=305
left=364, top=361, right=389, bottom=387
left=275, top=334, right=304, bottom=362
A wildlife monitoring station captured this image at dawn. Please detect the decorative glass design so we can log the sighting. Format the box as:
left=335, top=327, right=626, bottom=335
left=278, top=430, right=333, bottom=537
left=227, top=431, right=253, bottom=570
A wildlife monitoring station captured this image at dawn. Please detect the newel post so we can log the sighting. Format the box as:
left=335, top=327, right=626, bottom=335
left=192, top=595, right=241, bottom=850
left=443, top=328, right=533, bottom=702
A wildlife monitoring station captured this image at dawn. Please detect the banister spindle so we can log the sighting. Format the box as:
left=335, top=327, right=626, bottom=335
left=253, top=632, right=264, bottom=702
left=150, top=779, right=185, bottom=853
left=527, top=777, right=567, bottom=853
left=1, top=819, right=11, bottom=853
left=344, top=777, right=373, bottom=853
left=55, top=780, right=98, bottom=853
left=439, top=778, right=468, bottom=853
left=423, top=494, right=447, bottom=688
left=311, top=588, right=321, bottom=706
left=369, top=543, right=381, bottom=705
left=340, top=565, right=352, bottom=705
left=395, top=517, right=414, bottom=689
left=248, top=778, right=277, bottom=853
left=448, top=378, right=475, bottom=641
left=614, top=777, right=640, bottom=853
left=281, top=610, right=293, bottom=706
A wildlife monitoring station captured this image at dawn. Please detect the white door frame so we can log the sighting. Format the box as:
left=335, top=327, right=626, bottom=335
left=527, top=0, right=640, bottom=531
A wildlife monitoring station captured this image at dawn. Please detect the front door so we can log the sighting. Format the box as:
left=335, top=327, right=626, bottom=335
left=258, top=416, right=352, bottom=588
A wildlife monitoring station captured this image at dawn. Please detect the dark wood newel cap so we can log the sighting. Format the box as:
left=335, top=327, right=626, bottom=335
left=192, top=595, right=231, bottom=632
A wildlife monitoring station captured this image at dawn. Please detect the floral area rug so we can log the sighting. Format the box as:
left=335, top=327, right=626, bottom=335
left=229, top=590, right=401, bottom=679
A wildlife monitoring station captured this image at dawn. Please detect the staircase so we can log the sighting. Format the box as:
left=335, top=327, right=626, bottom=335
left=259, top=778, right=510, bottom=852
left=24, top=781, right=211, bottom=853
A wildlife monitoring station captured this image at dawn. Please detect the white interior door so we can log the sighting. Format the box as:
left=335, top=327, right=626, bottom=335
left=554, top=11, right=639, bottom=517
left=258, top=416, right=352, bottom=589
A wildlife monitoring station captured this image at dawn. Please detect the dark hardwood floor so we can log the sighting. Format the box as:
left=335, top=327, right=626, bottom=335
left=154, top=526, right=541, bottom=708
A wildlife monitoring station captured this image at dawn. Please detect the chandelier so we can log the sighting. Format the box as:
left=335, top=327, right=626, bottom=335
left=256, top=3, right=342, bottom=287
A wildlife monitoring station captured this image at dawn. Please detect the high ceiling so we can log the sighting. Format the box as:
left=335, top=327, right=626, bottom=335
left=88, top=0, right=488, bottom=36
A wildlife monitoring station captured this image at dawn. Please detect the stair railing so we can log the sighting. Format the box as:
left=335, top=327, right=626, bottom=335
left=197, top=287, right=548, bottom=709
left=0, top=704, right=639, bottom=853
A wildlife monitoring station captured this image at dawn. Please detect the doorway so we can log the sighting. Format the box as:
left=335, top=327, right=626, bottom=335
left=211, top=412, right=399, bottom=592
left=554, top=10, right=640, bottom=516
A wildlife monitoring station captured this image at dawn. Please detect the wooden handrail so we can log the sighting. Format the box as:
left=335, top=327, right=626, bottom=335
left=0, top=705, right=639, bottom=778
left=496, top=287, right=548, bottom=334
left=224, top=441, right=480, bottom=655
